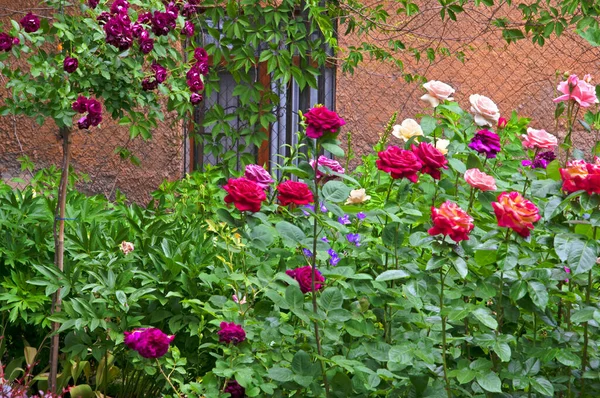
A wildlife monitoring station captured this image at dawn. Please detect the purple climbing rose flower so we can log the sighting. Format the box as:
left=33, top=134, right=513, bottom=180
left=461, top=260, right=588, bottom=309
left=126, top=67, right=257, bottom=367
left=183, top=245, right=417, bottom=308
left=63, top=57, right=78, bottom=73
left=522, top=151, right=556, bottom=169
left=20, top=12, right=40, bottom=33
left=468, top=129, right=501, bottom=158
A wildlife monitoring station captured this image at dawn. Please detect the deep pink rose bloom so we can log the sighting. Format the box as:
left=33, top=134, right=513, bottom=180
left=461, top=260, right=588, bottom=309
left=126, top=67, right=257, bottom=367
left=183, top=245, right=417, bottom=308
left=151, top=62, right=167, bottom=83
left=492, top=192, right=540, bottom=238
left=244, top=164, right=273, bottom=189
left=224, top=380, right=245, bottom=398
left=63, top=57, right=78, bottom=73
left=376, top=146, right=422, bottom=182
left=97, top=12, right=111, bottom=26
left=86, top=98, right=102, bottom=116
left=218, top=322, right=246, bottom=345
left=310, top=156, right=345, bottom=182
left=223, top=177, right=266, bottom=212
left=139, top=38, right=154, bottom=54
left=0, top=33, right=14, bottom=52
left=88, top=112, right=103, bottom=127
left=277, top=181, right=314, bottom=206
left=20, top=12, right=40, bottom=33
left=72, top=96, right=89, bottom=113
left=104, top=13, right=133, bottom=50
left=181, top=21, right=195, bottom=37
left=151, top=11, right=176, bottom=36
left=138, top=12, right=152, bottom=24
left=554, top=74, right=598, bottom=108
left=77, top=116, right=91, bottom=130
left=190, top=93, right=203, bottom=104
left=142, top=77, right=158, bottom=91
left=194, top=47, right=209, bottom=63
left=131, top=23, right=144, bottom=38
left=110, top=0, right=129, bottom=14
left=124, top=328, right=175, bottom=359
left=286, top=265, right=325, bottom=294
left=412, top=142, right=448, bottom=180
left=304, top=106, right=345, bottom=139
left=497, top=117, right=507, bottom=129
left=428, top=201, right=474, bottom=242
left=183, top=3, right=199, bottom=17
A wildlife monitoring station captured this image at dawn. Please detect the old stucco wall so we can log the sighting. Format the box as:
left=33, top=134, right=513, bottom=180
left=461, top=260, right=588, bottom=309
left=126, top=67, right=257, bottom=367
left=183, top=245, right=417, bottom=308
left=0, top=1, right=184, bottom=204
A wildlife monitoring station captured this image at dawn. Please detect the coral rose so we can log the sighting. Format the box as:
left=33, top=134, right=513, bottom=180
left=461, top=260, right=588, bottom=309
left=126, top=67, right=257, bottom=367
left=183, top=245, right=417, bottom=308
left=492, top=192, right=540, bottom=237
left=464, top=169, right=496, bottom=191
left=420, top=80, right=455, bottom=108
left=553, top=74, right=598, bottom=108
left=468, top=130, right=501, bottom=158
left=560, top=160, right=589, bottom=193
left=412, top=142, right=448, bottom=180
left=124, top=328, right=175, bottom=359
left=428, top=201, right=474, bottom=242
left=470, top=94, right=500, bottom=126
left=521, top=128, right=558, bottom=150
left=223, top=177, right=266, bottom=213
left=217, top=322, right=246, bottom=345
left=304, top=106, right=345, bottom=139
left=392, top=119, right=423, bottom=142
left=244, top=164, right=273, bottom=190
left=277, top=181, right=314, bottom=206
left=376, top=146, right=422, bottom=182
left=345, top=188, right=371, bottom=204
left=286, top=265, right=325, bottom=293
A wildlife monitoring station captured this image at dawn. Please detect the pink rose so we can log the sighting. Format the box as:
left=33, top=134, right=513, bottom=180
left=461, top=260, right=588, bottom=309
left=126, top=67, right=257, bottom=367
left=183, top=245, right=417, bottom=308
left=521, top=128, right=558, bottom=150
left=310, top=155, right=345, bottom=182
left=420, top=80, right=455, bottom=107
left=244, top=164, right=273, bottom=190
left=464, top=169, right=497, bottom=191
left=470, top=94, right=500, bottom=126
left=553, top=74, right=598, bottom=108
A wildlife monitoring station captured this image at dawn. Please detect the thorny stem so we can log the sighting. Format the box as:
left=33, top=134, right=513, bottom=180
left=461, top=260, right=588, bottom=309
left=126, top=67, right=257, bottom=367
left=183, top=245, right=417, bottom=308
left=156, top=359, right=181, bottom=397
left=310, top=139, right=330, bottom=397
left=581, top=230, right=595, bottom=396
left=440, top=268, right=451, bottom=397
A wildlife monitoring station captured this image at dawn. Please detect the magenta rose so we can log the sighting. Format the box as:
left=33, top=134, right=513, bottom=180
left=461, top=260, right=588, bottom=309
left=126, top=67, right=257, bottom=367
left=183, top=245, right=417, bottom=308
left=224, top=380, right=245, bottom=398
left=244, top=164, right=273, bottom=190
left=151, top=10, right=176, bottom=36
left=0, top=33, right=15, bottom=52
left=376, top=146, right=422, bottom=182
left=110, top=0, right=129, bottom=14
left=411, top=142, right=448, bottom=180
left=223, top=177, right=266, bottom=212
left=72, top=96, right=89, bottom=113
left=63, top=57, right=78, bottom=73
left=194, top=47, right=209, bottom=63
left=277, top=181, right=314, bottom=206
left=124, top=328, right=175, bottom=359
left=304, top=106, right=345, bottom=139
left=310, top=156, right=344, bottom=182
left=190, top=93, right=203, bottom=104
left=181, top=21, right=195, bottom=37
left=286, top=265, right=325, bottom=294
left=87, top=0, right=100, bottom=9
left=20, top=12, right=40, bottom=33
left=217, top=322, right=246, bottom=345
left=151, top=62, right=167, bottom=83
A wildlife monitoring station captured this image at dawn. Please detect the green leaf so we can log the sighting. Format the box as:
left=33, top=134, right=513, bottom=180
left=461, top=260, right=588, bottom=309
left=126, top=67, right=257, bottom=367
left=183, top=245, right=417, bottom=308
left=527, top=281, right=548, bottom=311
left=476, top=371, right=502, bottom=393
left=375, top=270, right=410, bottom=282
left=570, top=307, right=595, bottom=324
left=275, top=221, right=306, bottom=247
left=530, top=377, right=554, bottom=396
left=493, top=342, right=511, bottom=362
left=322, top=181, right=351, bottom=203
left=322, top=142, right=345, bottom=157
left=472, top=308, right=498, bottom=329
left=285, top=285, right=304, bottom=309
left=567, top=239, right=598, bottom=275
left=448, top=158, right=466, bottom=174
left=267, top=367, right=293, bottom=382
left=456, top=369, right=476, bottom=384
left=556, top=350, right=581, bottom=368
left=453, top=257, right=468, bottom=279
left=420, top=116, right=437, bottom=135
left=509, top=280, right=528, bottom=301
left=291, top=350, right=316, bottom=376
left=68, top=385, right=94, bottom=398
left=319, top=287, right=343, bottom=311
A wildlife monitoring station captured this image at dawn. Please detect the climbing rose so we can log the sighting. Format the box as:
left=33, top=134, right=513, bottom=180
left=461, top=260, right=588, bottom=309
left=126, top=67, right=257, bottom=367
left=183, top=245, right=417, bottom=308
left=464, top=169, right=496, bottom=191
left=194, top=47, right=209, bottom=63
left=151, top=10, right=176, bottom=36
left=420, top=80, right=455, bottom=108
left=0, top=33, right=15, bottom=52
left=277, top=181, right=313, bottom=206
left=428, top=201, right=474, bottom=242
left=521, top=128, right=557, bottom=150
left=470, top=94, right=500, bottom=126
left=310, top=156, right=344, bottom=181
left=286, top=265, right=325, bottom=293
left=88, top=0, right=100, bottom=8
left=553, top=74, right=598, bottom=108
left=97, top=12, right=111, bottom=26
left=244, top=164, right=273, bottom=190
left=223, top=380, right=245, bottom=398
left=181, top=21, right=194, bottom=37
left=63, top=57, right=78, bottom=73
left=190, top=93, right=203, bottom=104
left=141, top=77, right=158, bottom=91
left=124, top=328, right=174, bottom=359
left=217, top=322, right=246, bottom=345
left=72, top=96, right=89, bottom=113
left=20, top=12, right=40, bottom=33
left=412, top=142, right=448, bottom=180
left=223, top=177, right=266, bottom=213
left=139, top=37, right=154, bottom=54
left=110, top=0, right=129, bottom=14
left=104, top=13, right=133, bottom=50
left=492, top=192, right=540, bottom=237
left=376, top=146, right=422, bottom=182
left=151, top=62, right=167, bottom=83
left=304, top=106, right=345, bottom=139
left=468, top=130, right=501, bottom=158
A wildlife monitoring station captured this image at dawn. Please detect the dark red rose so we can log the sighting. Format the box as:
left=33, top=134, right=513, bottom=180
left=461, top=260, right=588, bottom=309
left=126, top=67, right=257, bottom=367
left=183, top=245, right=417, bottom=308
left=217, top=322, right=246, bottom=345
left=194, top=47, right=208, bottom=63
left=142, top=77, right=158, bottom=91
left=190, top=93, right=203, bottom=104
left=63, top=57, right=78, bottom=73
left=139, top=38, right=154, bottom=54
left=151, top=62, right=167, bottom=83
left=224, top=380, right=245, bottom=398
left=137, top=12, right=152, bottom=24
left=20, top=12, right=40, bottom=33
left=181, top=21, right=194, bottom=37
left=110, top=0, right=129, bottom=14
left=286, top=265, right=325, bottom=293
left=72, top=96, right=89, bottom=113
left=131, top=23, right=144, bottom=38
left=223, top=177, right=266, bottom=212
left=77, top=116, right=91, bottom=130
left=151, top=11, right=176, bottom=36
left=88, top=112, right=102, bottom=127
left=196, top=61, right=209, bottom=75
left=376, top=146, right=422, bottom=182
left=104, top=13, right=133, bottom=50
left=97, top=12, right=111, bottom=26
left=87, top=0, right=100, bottom=9
left=304, top=106, right=345, bottom=139
left=412, top=142, right=448, bottom=180
left=182, top=3, right=198, bottom=17
left=0, top=33, right=15, bottom=52
left=86, top=98, right=102, bottom=116
left=277, top=181, right=313, bottom=206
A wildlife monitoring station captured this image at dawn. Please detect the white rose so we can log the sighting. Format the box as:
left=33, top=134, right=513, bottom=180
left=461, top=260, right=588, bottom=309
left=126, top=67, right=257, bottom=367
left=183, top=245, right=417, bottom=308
left=470, top=94, right=500, bottom=126
left=435, top=139, right=450, bottom=155
left=392, top=118, right=423, bottom=142
left=345, top=188, right=371, bottom=205
left=420, top=80, right=455, bottom=108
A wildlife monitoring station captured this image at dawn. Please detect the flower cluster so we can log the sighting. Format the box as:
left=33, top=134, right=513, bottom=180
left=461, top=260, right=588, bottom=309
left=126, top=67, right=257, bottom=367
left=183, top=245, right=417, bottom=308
left=304, top=106, right=346, bottom=139
left=560, top=158, right=600, bottom=195
left=468, top=130, right=501, bottom=158
left=124, top=327, right=175, bottom=358
left=186, top=47, right=209, bottom=103
left=103, top=2, right=133, bottom=50
left=522, top=151, right=556, bottom=169
left=377, top=141, right=448, bottom=182
left=0, top=33, right=19, bottom=52
left=286, top=265, right=325, bottom=293
left=72, top=96, right=102, bottom=129
left=142, top=62, right=168, bottom=91
left=151, top=3, right=178, bottom=37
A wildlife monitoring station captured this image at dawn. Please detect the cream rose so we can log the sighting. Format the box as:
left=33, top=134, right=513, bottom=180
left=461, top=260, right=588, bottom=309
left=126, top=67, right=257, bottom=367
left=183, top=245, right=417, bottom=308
left=392, top=118, right=423, bottom=142
left=470, top=94, right=500, bottom=126
left=345, top=188, right=371, bottom=205
left=420, top=80, right=455, bottom=107
left=435, top=139, right=450, bottom=155
left=464, top=168, right=497, bottom=191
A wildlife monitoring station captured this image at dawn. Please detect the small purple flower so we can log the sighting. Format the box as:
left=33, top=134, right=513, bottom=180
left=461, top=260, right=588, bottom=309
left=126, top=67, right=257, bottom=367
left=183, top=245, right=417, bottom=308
left=328, top=248, right=340, bottom=266
left=302, top=248, right=313, bottom=258
left=151, top=62, right=167, bottom=83
left=468, top=129, right=501, bottom=159
left=321, top=236, right=329, bottom=243
left=356, top=212, right=366, bottom=221
left=320, top=203, right=328, bottom=213
left=194, top=47, right=209, bottom=63
left=338, top=214, right=351, bottom=225
left=139, top=38, right=154, bottom=54
left=151, top=10, right=176, bottom=36
left=346, top=233, right=361, bottom=247
left=533, top=151, right=557, bottom=169
left=0, top=33, right=14, bottom=52
left=302, top=204, right=315, bottom=216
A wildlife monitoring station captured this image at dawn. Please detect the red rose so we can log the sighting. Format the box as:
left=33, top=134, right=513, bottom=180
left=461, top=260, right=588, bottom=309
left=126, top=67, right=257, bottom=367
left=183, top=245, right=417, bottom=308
left=428, top=201, right=473, bottom=242
left=286, top=265, right=325, bottom=294
left=492, top=192, right=540, bottom=237
left=277, top=181, right=313, bottom=206
left=412, top=142, right=448, bottom=180
left=304, top=106, right=345, bottom=139
left=223, top=177, right=266, bottom=212
left=376, top=146, right=422, bottom=182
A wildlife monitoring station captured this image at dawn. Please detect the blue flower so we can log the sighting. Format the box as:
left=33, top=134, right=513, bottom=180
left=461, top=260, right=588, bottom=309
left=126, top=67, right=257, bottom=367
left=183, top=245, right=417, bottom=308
left=302, top=204, right=315, bottom=216
left=320, top=203, right=328, bottom=213
left=302, top=248, right=313, bottom=257
left=346, top=233, right=361, bottom=247
left=356, top=212, right=366, bottom=221
left=321, top=236, right=329, bottom=243
left=338, top=214, right=351, bottom=225
left=328, top=248, right=340, bottom=266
